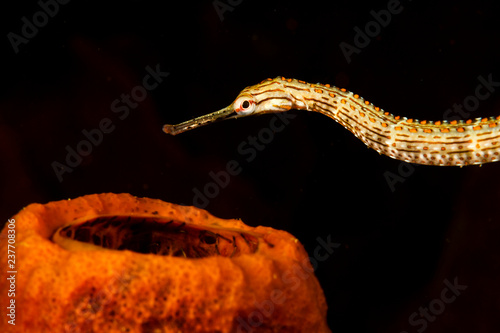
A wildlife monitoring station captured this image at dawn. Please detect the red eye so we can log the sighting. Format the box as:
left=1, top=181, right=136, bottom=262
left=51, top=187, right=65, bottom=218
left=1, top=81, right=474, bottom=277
left=234, top=97, right=256, bottom=116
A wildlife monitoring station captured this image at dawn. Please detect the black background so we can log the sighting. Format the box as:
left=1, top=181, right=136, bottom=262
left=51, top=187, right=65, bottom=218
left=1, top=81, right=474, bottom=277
left=2, top=0, right=500, bottom=332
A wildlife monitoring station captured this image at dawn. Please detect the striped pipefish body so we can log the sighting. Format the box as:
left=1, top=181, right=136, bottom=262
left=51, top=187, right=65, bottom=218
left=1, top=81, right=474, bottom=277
left=163, top=76, right=500, bottom=166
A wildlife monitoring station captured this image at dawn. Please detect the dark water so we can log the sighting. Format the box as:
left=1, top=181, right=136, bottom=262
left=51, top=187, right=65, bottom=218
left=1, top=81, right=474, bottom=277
left=2, top=0, right=500, bottom=332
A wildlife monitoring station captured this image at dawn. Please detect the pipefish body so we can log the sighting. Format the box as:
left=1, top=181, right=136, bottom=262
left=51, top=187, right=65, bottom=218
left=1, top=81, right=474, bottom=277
left=163, top=76, right=500, bottom=166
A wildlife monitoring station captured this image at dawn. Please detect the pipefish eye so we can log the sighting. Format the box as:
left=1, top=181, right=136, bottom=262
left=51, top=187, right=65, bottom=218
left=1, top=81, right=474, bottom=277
left=234, top=95, right=256, bottom=116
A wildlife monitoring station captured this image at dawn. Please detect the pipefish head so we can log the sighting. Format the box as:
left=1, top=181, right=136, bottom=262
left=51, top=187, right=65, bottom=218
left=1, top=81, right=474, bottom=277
left=163, top=77, right=294, bottom=135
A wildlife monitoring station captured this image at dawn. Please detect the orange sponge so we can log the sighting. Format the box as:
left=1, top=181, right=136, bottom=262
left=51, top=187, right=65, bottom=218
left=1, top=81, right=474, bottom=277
left=0, top=193, right=330, bottom=332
